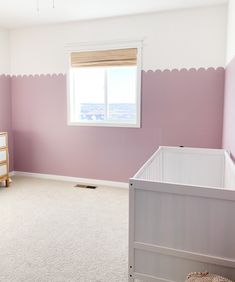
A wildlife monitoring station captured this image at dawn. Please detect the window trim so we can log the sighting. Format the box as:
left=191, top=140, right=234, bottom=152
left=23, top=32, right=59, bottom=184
left=66, top=39, right=143, bottom=128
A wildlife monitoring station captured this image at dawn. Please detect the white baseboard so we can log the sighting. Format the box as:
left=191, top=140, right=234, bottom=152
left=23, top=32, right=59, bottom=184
left=9, top=171, right=15, bottom=177
left=12, top=171, right=129, bottom=189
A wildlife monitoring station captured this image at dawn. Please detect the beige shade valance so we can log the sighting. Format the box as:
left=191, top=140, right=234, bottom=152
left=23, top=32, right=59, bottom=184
left=70, top=48, right=137, bottom=67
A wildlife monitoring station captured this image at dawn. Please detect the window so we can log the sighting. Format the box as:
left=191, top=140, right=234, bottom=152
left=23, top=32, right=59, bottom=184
left=67, top=41, right=142, bottom=127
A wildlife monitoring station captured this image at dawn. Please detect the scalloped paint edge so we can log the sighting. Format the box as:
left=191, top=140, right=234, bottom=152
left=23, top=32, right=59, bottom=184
left=142, top=67, right=225, bottom=74
left=0, top=74, right=11, bottom=78
left=0, top=73, right=65, bottom=78
left=0, top=67, right=225, bottom=78
left=10, top=73, right=66, bottom=78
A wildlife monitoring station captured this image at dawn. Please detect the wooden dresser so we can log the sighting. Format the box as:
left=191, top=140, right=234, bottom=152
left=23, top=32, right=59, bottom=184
left=0, top=132, right=10, bottom=187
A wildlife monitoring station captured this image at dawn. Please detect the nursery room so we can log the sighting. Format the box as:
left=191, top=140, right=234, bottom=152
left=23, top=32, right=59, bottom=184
left=0, top=0, right=235, bottom=281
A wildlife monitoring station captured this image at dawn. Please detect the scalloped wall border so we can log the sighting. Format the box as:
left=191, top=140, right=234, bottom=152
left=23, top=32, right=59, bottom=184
left=143, top=67, right=225, bottom=74
left=0, top=67, right=225, bottom=78
left=0, top=74, right=11, bottom=78
left=10, top=73, right=66, bottom=78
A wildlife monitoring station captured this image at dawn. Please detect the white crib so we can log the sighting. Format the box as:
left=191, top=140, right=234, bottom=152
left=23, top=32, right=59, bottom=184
left=129, top=146, right=235, bottom=282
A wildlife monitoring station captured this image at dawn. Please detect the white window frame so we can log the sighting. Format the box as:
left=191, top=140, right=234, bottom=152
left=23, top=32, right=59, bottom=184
left=66, top=39, right=143, bottom=128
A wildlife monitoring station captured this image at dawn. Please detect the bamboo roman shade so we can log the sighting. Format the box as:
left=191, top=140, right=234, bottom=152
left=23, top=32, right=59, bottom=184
left=71, top=48, right=137, bottom=67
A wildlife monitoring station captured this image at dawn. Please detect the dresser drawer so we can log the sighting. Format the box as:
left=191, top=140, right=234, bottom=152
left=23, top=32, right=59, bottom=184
left=0, top=149, right=7, bottom=163
left=0, top=134, right=7, bottom=148
left=0, top=163, right=7, bottom=177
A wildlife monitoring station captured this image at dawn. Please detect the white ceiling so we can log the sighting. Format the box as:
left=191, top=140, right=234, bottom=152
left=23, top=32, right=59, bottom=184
left=0, top=0, right=228, bottom=29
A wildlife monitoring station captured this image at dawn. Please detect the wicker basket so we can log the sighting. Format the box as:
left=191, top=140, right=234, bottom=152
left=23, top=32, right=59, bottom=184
left=185, top=272, right=233, bottom=282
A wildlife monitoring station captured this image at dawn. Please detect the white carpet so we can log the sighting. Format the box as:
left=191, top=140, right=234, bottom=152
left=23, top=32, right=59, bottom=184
left=0, top=176, right=128, bottom=282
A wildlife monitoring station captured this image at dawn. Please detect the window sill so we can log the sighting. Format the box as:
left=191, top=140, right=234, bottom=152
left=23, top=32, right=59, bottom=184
left=67, top=121, right=141, bottom=128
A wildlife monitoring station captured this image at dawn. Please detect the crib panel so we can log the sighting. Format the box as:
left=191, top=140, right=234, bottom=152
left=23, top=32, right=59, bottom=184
left=162, top=150, right=224, bottom=188
left=224, top=155, right=235, bottom=189
left=134, top=249, right=235, bottom=282
left=134, top=187, right=235, bottom=260
left=135, top=149, right=163, bottom=182
left=134, top=146, right=226, bottom=187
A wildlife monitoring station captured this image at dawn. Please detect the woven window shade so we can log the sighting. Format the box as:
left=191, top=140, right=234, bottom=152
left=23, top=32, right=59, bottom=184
left=71, top=48, right=137, bottom=67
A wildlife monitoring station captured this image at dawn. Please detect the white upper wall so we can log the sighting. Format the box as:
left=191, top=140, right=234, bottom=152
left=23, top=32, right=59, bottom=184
left=0, top=28, right=10, bottom=74
left=10, top=5, right=227, bottom=75
left=226, top=0, right=235, bottom=64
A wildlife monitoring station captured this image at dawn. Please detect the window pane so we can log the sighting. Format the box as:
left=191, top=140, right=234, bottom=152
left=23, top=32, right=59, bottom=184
left=107, top=66, right=137, bottom=123
left=70, top=66, right=138, bottom=125
left=73, top=67, right=105, bottom=121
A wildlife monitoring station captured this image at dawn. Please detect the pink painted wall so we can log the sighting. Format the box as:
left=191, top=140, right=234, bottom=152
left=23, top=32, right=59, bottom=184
left=0, top=75, right=14, bottom=171
left=11, top=68, right=224, bottom=182
left=223, top=57, right=235, bottom=160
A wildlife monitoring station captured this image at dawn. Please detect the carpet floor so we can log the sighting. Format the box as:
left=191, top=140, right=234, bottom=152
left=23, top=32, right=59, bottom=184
left=0, top=176, right=128, bottom=282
